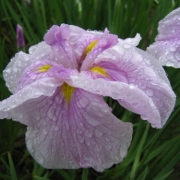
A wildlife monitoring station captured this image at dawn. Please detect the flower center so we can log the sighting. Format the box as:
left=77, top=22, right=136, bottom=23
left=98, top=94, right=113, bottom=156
left=61, top=83, right=75, bottom=104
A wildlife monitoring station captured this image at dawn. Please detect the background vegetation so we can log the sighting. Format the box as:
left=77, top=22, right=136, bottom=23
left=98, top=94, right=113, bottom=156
left=0, top=0, right=180, bottom=179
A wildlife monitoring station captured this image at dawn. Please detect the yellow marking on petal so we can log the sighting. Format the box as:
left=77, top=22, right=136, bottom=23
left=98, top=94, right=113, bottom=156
left=37, top=65, right=51, bottom=72
left=90, top=66, right=109, bottom=77
left=62, top=83, right=75, bottom=104
left=84, top=40, right=98, bottom=57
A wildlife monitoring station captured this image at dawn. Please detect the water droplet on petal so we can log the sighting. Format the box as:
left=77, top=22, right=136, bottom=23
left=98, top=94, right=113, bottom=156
left=120, top=147, right=127, bottom=158
left=24, top=56, right=29, bottom=61
left=95, top=144, right=102, bottom=152
left=105, top=137, right=110, bottom=142
left=85, top=130, right=92, bottom=137
left=146, top=89, right=153, bottom=96
left=165, top=61, right=174, bottom=66
left=95, top=129, right=103, bottom=137
left=38, top=155, right=45, bottom=164
left=77, top=134, right=84, bottom=143
left=129, top=84, right=135, bottom=89
left=55, top=127, right=59, bottom=131
left=86, top=141, right=91, bottom=146
left=174, top=52, right=180, bottom=60
left=106, top=144, right=111, bottom=150
left=86, top=117, right=99, bottom=126
left=77, top=97, right=89, bottom=108
left=42, top=129, right=48, bottom=135
left=54, top=45, right=59, bottom=51
left=123, top=44, right=131, bottom=49
left=141, top=114, right=148, bottom=120
left=170, top=47, right=176, bottom=52
left=112, top=92, right=119, bottom=99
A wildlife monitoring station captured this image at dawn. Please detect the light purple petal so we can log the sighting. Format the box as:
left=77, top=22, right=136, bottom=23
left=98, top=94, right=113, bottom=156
left=70, top=42, right=176, bottom=128
left=16, top=24, right=25, bottom=49
left=23, top=88, right=132, bottom=172
left=0, top=78, right=62, bottom=125
left=3, top=42, right=53, bottom=93
left=154, top=8, right=180, bottom=41
left=44, top=24, right=78, bottom=69
left=16, top=60, right=68, bottom=92
left=123, top=33, right=141, bottom=46
left=147, top=8, right=180, bottom=67
left=80, top=28, right=118, bottom=71
left=147, top=38, right=180, bottom=67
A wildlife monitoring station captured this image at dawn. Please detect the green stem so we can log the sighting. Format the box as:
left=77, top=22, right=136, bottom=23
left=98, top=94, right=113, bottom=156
left=82, top=168, right=89, bottom=180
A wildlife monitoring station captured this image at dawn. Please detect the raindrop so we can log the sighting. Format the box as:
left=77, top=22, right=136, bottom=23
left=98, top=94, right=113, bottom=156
left=79, top=122, right=83, bottom=126
left=24, top=56, right=29, bottom=61
left=95, top=129, right=103, bottom=137
left=54, top=45, right=59, bottom=51
left=13, top=68, right=18, bottom=72
left=38, top=155, right=45, bottom=164
left=18, top=113, right=23, bottom=118
left=86, top=141, right=91, bottom=146
left=77, top=129, right=82, bottom=134
left=29, top=47, right=36, bottom=54
left=77, top=97, right=89, bottom=108
left=54, top=127, right=59, bottom=131
left=77, top=135, right=84, bottom=143
left=112, top=92, right=119, bottom=99
left=170, top=46, right=176, bottom=52
left=146, top=89, right=153, bottom=96
left=85, top=130, right=92, bottom=137
left=106, top=144, right=111, bottom=150
left=165, top=61, right=174, bottom=66
left=86, top=117, right=99, bottom=126
left=120, top=147, right=127, bottom=157
left=129, top=84, right=135, bottom=89
left=33, top=129, right=39, bottom=134
left=141, top=114, right=148, bottom=120
left=95, top=144, right=102, bottom=152
left=42, top=129, right=48, bottom=135
left=105, top=137, right=110, bottom=142
left=123, top=44, right=131, bottom=49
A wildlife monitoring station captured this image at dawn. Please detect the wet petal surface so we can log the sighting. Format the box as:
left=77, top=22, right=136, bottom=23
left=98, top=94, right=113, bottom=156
left=25, top=88, right=132, bottom=172
left=70, top=42, right=176, bottom=128
left=3, top=42, right=53, bottom=93
left=147, top=8, right=180, bottom=67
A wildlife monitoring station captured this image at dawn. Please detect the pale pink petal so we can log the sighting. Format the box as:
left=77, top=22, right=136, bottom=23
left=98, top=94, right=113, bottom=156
left=147, top=39, right=180, bottom=67
left=123, top=33, right=141, bottom=46
left=80, top=28, right=118, bottom=71
left=24, top=88, right=132, bottom=172
left=16, top=60, right=65, bottom=91
left=3, top=42, right=53, bottom=93
left=44, top=24, right=78, bottom=69
left=147, top=8, right=180, bottom=67
left=70, top=42, right=176, bottom=128
left=0, top=78, right=62, bottom=125
left=154, top=8, right=180, bottom=41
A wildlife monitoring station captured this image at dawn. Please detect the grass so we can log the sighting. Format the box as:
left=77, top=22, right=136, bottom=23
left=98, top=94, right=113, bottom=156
left=0, top=0, right=180, bottom=179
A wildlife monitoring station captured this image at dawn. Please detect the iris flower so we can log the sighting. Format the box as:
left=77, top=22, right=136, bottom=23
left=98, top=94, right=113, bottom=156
left=147, top=8, right=180, bottom=68
left=0, top=24, right=176, bottom=172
